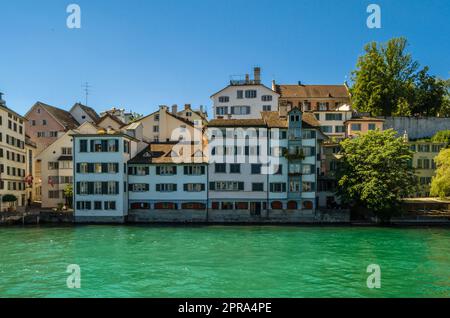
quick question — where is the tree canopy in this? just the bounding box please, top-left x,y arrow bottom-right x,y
431,130 -> 450,145
430,148 -> 450,199
336,129 -> 416,220
350,37 -> 449,117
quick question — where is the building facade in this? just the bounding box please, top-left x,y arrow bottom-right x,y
0,97 -> 27,211
73,131 -> 139,222
211,67 -> 279,120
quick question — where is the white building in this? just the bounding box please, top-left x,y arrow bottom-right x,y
73,129 -> 139,223
211,67 -> 279,120
69,103 -> 100,124
128,142 -> 208,211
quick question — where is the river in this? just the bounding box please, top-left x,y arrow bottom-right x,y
0,225 -> 448,297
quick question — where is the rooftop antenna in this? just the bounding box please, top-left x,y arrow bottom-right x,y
82,82 -> 91,106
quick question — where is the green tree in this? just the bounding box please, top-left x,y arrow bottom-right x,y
2,194 -> 18,212
431,130 -> 450,145
336,129 -> 416,221
430,148 -> 450,199
63,184 -> 73,208
350,37 -> 446,116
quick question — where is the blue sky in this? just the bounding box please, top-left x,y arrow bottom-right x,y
1,0 -> 449,117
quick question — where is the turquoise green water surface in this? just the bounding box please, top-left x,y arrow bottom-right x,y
0,225 -> 449,298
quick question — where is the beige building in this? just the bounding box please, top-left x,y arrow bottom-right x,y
0,94 -> 27,211
409,140 -> 446,197
25,135 -> 37,204
344,117 -> 385,138
36,122 -> 98,208
123,105 -> 200,143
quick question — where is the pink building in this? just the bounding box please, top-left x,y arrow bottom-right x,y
344,117 -> 385,138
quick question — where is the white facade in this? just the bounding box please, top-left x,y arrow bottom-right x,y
313,105 -> 352,141
73,133 -> 138,222
211,68 -> 279,120
69,103 -> 99,124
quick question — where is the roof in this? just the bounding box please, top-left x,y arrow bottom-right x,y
30,102 -> 79,129
96,113 -> 126,127
345,117 -> 385,123
208,118 -> 266,127
275,84 -> 350,99
129,142 -> 207,164
209,111 -> 321,130
71,103 -> 100,122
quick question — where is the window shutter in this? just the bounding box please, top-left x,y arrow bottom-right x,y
145,184 -> 149,191
201,183 -> 205,191
128,166 -> 133,175
76,163 -> 80,173
156,166 -> 160,175
238,182 -> 244,191
115,163 -> 119,173
184,166 -> 188,175
201,166 -> 205,174
102,182 -> 107,194
156,184 -> 161,192
102,163 -> 108,173
115,140 -> 119,152
183,184 -> 188,191
145,167 -> 149,175
88,182 -> 94,194
209,182 -> 215,190
282,183 -> 287,192
173,166 -> 177,174
116,182 -> 119,194
173,184 -> 177,191
76,182 -> 80,195
129,184 -> 133,191
90,140 -> 94,152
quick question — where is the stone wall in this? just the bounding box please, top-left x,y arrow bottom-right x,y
383,117 -> 450,139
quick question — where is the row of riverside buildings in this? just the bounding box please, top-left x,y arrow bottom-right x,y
0,67 -> 448,222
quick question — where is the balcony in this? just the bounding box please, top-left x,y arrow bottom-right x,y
283,148 -> 305,161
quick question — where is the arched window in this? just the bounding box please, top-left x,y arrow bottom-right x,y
287,201 -> 298,210
302,200 -> 314,210
271,201 -> 283,209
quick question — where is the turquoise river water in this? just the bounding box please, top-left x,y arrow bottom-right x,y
0,225 -> 449,298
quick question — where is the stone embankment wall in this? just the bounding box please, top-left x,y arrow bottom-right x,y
383,117 -> 450,139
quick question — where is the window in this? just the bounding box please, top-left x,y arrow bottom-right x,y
107,181 -> 118,194
124,141 -> 130,154
251,164 -> 262,174
245,90 -> 257,98
237,90 -> 243,99
156,165 -> 176,175
48,162 -> 59,170
80,140 -> 88,152
418,144 -> 430,152
302,182 -> 316,192
156,184 -> 177,192
302,130 -> 316,139
48,190 -> 60,199
230,164 -> 241,173
289,163 -> 301,175
216,106 -> 228,115
210,181 -> 244,191
274,164 -> 283,175
218,96 -> 229,103
432,144 -> 442,153
60,161 -> 72,169
61,147 -> 72,155
42,120 -> 47,125
215,163 -> 226,173
252,183 -> 264,192
31,120 -> 36,126
317,102 -> 329,111
131,184 -> 149,192
325,113 -> 343,121
231,106 -> 250,115
270,183 -> 286,193
261,95 -> 272,102
183,183 -> 205,192
155,114 -> 160,121
76,201 -> 92,210
335,126 -> 345,133
129,166 -> 149,176
368,123 -> 376,130
153,126 -> 159,133
262,105 -> 271,111
351,124 -> 362,131
302,164 -> 314,174
104,201 -> 116,210
184,165 -> 205,175
94,201 -> 102,210
321,126 -> 333,133
289,180 -> 301,192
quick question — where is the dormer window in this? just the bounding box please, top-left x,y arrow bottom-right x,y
218,96 -> 229,103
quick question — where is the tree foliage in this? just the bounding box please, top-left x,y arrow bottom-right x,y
336,129 -> 416,220
350,37 -> 448,117
2,194 -> 17,203
430,148 -> 450,199
431,130 -> 450,145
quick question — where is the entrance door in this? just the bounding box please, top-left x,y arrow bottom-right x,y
250,202 -> 261,216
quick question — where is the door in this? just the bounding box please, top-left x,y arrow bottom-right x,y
250,202 -> 261,216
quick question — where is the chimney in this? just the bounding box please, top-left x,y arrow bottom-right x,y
199,105 -> 204,113
184,104 -> 191,110
172,104 -> 178,114
0,92 -> 5,106
159,105 -> 168,112
271,80 -> 276,91
245,74 -> 250,83
254,67 -> 261,83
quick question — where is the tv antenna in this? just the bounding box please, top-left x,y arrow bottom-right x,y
82,82 -> 91,105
